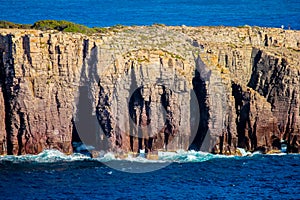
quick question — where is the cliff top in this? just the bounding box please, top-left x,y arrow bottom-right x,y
1,20 -> 299,68
1,20 -> 300,40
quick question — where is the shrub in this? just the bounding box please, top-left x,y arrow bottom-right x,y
32,20 -> 97,34
0,20 -> 127,35
0,20 -> 31,29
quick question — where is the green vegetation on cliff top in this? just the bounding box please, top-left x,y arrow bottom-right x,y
32,20 -> 96,34
0,21 -> 32,29
0,20 -> 127,34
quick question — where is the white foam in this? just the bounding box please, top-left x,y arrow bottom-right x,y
0,149 -> 90,163
94,150 -> 237,163
265,153 -> 287,156
237,148 -> 252,156
3,148 -> 290,164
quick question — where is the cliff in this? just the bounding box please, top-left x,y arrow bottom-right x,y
0,25 -> 299,155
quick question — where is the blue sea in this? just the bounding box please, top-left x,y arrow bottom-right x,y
1,0 -> 300,199
0,0 -> 299,29
0,150 -> 300,199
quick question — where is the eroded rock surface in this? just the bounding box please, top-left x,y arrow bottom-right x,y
0,26 -> 299,155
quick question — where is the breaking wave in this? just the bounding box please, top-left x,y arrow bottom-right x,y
0,150 -> 90,164
0,149 -> 261,165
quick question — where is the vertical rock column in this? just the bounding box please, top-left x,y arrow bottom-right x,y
0,87 -> 6,154
0,31 -> 86,155
0,43 -> 7,154
0,34 -> 17,155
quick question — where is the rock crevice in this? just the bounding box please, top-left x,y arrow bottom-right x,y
0,26 -> 299,155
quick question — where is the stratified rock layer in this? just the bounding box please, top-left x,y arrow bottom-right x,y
0,26 -> 299,155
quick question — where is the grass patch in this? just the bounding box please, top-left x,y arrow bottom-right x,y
0,20 -> 31,29
32,20 -> 96,34
0,20 -> 127,35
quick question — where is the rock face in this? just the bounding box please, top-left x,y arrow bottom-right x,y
0,26 -> 299,155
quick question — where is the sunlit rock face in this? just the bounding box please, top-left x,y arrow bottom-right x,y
0,25 -> 299,155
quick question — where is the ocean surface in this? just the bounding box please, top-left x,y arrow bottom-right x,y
0,0 -> 299,29
1,1 -> 300,199
0,150 -> 300,199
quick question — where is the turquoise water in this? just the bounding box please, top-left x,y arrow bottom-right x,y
0,0 -> 300,29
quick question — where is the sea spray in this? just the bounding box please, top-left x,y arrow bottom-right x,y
0,149 -> 240,164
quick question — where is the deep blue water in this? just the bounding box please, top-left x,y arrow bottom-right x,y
0,151 -> 299,199
0,0 -> 300,29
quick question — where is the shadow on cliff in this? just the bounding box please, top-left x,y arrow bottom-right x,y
231,83 -> 258,150
72,39 -> 109,152
0,35 -> 15,155
189,55 -> 211,151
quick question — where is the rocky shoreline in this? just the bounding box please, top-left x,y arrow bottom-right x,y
0,24 -> 299,155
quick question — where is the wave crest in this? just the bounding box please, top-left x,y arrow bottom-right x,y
0,149 -> 262,164
0,149 -> 90,163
